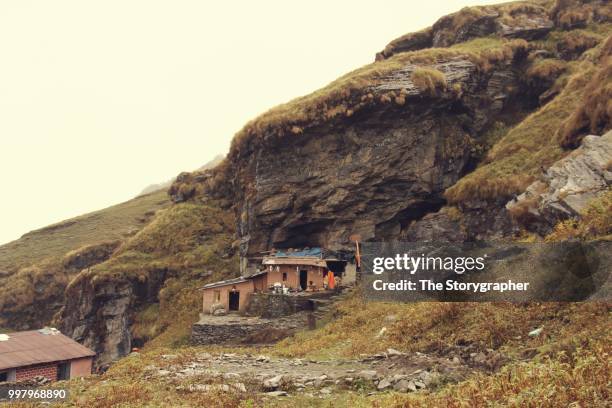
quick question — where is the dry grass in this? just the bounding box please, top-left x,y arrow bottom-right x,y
0,190 -> 169,274
376,330 -> 610,407
445,56 -> 596,204
556,28 -> 604,58
410,67 -> 447,95
57,353 -> 257,408
558,36 -> 612,148
526,58 -> 567,82
0,258 -> 66,329
57,292 -> 610,407
551,0 -> 612,30
546,189 -> 612,240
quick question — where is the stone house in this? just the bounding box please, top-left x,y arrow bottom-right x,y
0,328 -> 95,383
200,248 -> 354,315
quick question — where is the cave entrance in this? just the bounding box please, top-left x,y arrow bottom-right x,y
229,291 -> 240,311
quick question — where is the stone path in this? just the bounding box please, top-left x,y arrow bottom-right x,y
142,345 -> 506,398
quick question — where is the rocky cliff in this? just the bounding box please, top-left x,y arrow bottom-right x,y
55,201 -> 238,367
172,0 -> 610,258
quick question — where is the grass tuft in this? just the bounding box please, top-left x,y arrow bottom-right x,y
410,67 -> 447,95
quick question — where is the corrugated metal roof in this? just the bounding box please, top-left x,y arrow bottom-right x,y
0,329 -> 95,371
199,270 -> 268,291
200,276 -> 248,290
262,257 -> 328,267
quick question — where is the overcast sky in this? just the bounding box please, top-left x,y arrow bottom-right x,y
0,0 -> 506,245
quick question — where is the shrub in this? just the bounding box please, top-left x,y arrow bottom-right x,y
410,67 -> 447,96
546,190 -> 612,240
527,58 -> 567,83
557,30 -> 603,59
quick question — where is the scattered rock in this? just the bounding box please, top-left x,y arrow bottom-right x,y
387,348 -> 404,356
358,370 -> 378,381
391,374 -> 408,383
394,379 -> 417,393
377,378 -> 393,390
529,327 -> 544,337
263,374 -> 284,390
507,131 -> 612,232
384,314 -> 398,322
223,372 -> 240,380
232,383 -> 247,393
188,384 -> 230,392
265,391 -> 288,397
473,352 -> 487,364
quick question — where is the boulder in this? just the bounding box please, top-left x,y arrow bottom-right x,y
263,374 -> 284,390
394,379 -> 417,392
377,378 -> 393,390
507,131 -> 612,232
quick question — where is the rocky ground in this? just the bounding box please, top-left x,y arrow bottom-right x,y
137,345 -> 506,400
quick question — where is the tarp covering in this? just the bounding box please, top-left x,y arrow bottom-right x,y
273,248 -> 323,258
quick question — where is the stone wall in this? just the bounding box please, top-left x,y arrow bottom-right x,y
245,293 -> 314,318
191,313 -> 310,345
191,319 -> 272,345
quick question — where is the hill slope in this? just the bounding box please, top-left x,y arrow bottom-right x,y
0,0 -> 610,405
0,190 -> 169,275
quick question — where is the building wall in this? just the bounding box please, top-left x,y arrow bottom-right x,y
15,363 -> 57,382
265,265 -> 327,290
252,274 -> 268,292
202,280 -> 255,314
343,262 -> 357,284
70,357 -> 93,378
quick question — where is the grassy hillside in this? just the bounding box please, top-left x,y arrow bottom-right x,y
0,190 -> 170,275
0,190 -> 170,330
446,33 -> 611,203
64,199 -> 239,348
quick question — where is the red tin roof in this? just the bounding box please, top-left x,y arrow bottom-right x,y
0,329 -> 95,371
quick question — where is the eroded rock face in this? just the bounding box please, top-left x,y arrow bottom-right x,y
57,269 -> 167,367
62,241 -> 121,272
224,58 -> 530,257
507,130 -> 612,232
377,4 -> 553,60
58,278 -> 132,366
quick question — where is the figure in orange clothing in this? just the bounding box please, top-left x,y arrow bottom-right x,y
328,271 -> 335,290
